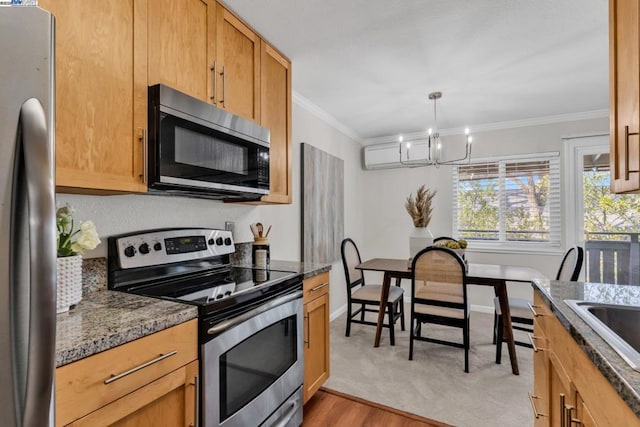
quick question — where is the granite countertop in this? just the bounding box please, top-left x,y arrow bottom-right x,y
532,279 -> 640,417
56,257 -> 329,368
233,259 -> 332,279
56,291 -> 198,368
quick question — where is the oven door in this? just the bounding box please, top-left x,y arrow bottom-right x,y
202,291 -> 304,427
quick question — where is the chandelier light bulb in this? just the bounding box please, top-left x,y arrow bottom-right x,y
399,135 -> 403,142
428,128 -> 433,136
468,136 -> 473,144
437,142 -> 442,151
406,142 -> 411,149
464,128 -> 470,135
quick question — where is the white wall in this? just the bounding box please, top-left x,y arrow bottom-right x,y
56,101 -> 365,318
361,117 -> 609,310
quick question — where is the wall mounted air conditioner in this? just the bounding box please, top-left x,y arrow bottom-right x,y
362,139 -> 430,170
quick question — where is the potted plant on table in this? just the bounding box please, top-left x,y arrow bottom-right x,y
56,204 -> 101,313
405,185 -> 437,258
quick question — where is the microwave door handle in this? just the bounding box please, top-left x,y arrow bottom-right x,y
15,98 -> 57,427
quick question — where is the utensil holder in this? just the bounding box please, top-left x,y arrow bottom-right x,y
252,243 -> 270,267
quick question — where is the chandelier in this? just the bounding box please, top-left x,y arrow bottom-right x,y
398,91 -> 473,167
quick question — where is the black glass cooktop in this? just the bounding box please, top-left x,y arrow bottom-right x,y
118,266 -> 300,316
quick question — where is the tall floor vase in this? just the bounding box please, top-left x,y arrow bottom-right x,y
409,227 -> 434,258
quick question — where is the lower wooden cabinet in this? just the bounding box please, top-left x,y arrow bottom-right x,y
56,320 -> 198,427
303,272 -> 330,403
531,292 -> 640,426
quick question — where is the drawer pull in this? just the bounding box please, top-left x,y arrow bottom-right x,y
528,303 -> 542,317
528,392 -> 547,419
104,350 -> 178,384
560,394 -> 567,427
564,404 -> 581,426
528,333 -> 545,352
210,61 -> 217,104
310,282 -> 329,292
624,125 -> 639,180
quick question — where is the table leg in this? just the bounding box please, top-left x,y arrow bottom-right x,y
374,272 -> 392,347
495,281 -> 519,375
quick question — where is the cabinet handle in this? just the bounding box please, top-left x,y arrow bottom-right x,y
528,392 -> 547,419
528,303 -> 542,317
528,333 -> 545,352
564,404 -> 582,426
624,125 -> 639,180
310,282 -> 329,292
219,65 -> 226,107
560,394 -> 567,427
189,375 -> 200,427
104,350 -> 177,384
304,313 -> 310,348
210,61 -> 217,105
138,128 -> 147,184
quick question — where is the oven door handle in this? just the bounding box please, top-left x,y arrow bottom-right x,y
207,290 -> 303,336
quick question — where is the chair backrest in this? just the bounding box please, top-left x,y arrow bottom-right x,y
341,238 -> 364,290
411,247 -> 468,310
556,245 -> 584,281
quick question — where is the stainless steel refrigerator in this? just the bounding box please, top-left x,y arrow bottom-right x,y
0,5 -> 57,427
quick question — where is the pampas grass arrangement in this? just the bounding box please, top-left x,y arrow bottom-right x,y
405,185 -> 436,228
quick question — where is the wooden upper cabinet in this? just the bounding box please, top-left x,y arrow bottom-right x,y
610,0 -> 640,193
259,41 -> 293,204
41,0 -> 147,193
215,3 -> 261,122
148,0 -> 216,103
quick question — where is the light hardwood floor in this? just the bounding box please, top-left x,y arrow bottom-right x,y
303,388 -> 452,427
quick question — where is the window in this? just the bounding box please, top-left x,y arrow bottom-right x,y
453,153 -> 560,245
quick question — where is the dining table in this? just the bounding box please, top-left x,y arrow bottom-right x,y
355,258 -> 546,375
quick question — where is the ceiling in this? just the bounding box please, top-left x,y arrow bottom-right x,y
223,0 -> 609,143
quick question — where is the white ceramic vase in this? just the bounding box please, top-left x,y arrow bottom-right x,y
409,227 -> 434,258
57,254 -> 83,313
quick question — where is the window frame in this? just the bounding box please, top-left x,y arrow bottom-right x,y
452,151 -> 561,253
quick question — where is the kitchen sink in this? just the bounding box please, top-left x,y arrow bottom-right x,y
565,300 -> 640,372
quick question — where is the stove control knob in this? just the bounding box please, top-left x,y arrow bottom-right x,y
224,291 -> 232,297
224,237 -> 232,246
208,238 -> 215,246
139,243 -> 150,255
154,242 -> 162,251
124,245 -> 136,258
216,237 -> 223,246
216,294 -> 224,299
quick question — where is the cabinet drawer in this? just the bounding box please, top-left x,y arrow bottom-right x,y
303,272 -> 330,303
56,319 -> 197,426
532,291 -> 553,334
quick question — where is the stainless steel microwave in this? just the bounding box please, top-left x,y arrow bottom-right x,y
147,84 -> 270,200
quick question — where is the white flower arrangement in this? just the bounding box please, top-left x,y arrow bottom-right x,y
56,204 -> 101,257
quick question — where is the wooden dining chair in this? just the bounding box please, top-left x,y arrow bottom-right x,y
340,238 -> 405,345
409,246 -> 471,373
494,245 -> 584,363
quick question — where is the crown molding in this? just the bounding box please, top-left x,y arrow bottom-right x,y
292,91 -> 363,143
363,109 -> 610,146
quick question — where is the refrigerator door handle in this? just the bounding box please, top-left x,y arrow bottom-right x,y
16,98 -> 57,426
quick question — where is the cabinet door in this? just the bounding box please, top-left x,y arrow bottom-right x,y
548,351 -> 575,427
40,0 -> 147,193
148,0 -> 216,103
215,3 -> 260,121
68,361 -> 198,427
259,41 -> 293,204
610,0 -> 640,193
531,324 -> 549,427
303,292 -> 330,403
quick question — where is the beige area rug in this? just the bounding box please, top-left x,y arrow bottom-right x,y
324,307 -> 534,427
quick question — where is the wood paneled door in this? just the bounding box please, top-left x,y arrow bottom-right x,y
41,0 -> 148,193
215,3 -> 261,122
148,0 -> 217,103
